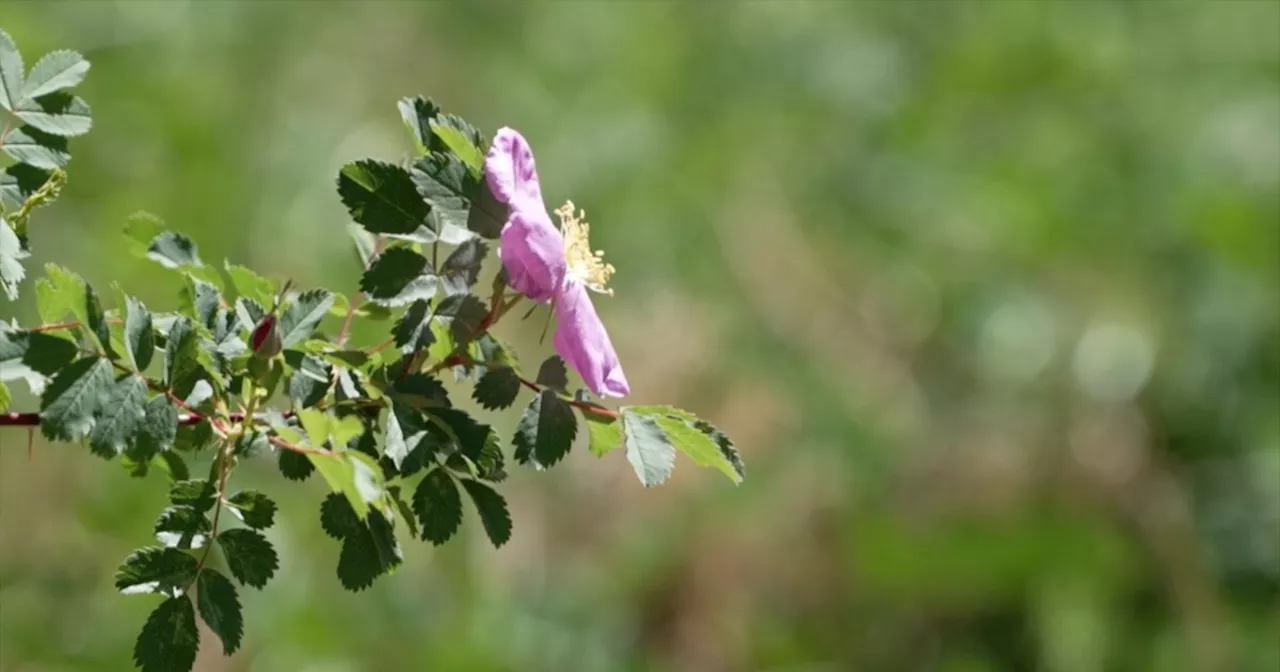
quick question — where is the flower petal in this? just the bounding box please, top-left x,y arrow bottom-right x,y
499,208 -> 565,303
485,127 -> 542,206
553,281 -> 630,398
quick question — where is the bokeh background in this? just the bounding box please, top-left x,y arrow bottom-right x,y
2,2 -> 1278,671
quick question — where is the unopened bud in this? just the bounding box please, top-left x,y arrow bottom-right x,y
250,314 -> 283,359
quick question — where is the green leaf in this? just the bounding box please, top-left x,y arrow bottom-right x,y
0,328 -> 76,378
0,29 -> 23,112
83,283 -> 115,356
389,372 -> 450,410
433,293 -> 488,345
169,479 -> 216,513
467,173 -> 505,239
14,92 -> 92,137
359,247 -> 437,307
692,418 -> 746,482
430,118 -> 485,174
155,451 -> 190,481
392,299 -> 434,355
122,211 -> 166,259
346,222 -> 378,267
411,152 -> 473,234
279,288 -> 334,347
217,528 -> 278,589
3,126 -> 70,169
39,356 -> 113,442
338,159 -> 431,236
652,414 -> 742,485
512,389 -> 578,469
224,262 -> 275,306
163,317 -> 196,387
88,375 -> 147,458
21,50 -> 89,100
114,546 -> 197,597
1,163 -> 51,210
235,297 -> 266,331
397,96 -> 441,155
384,401 -> 431,472
298,408 -> 329,448
278,448 -> 314,481
473,368 -> 521,411
0,217 -> 28,300
536,355 -> 569,392
195,569 -> 242,656
180,277 -> 219,329
227,491 -> 277,530
460,479 -> 512,548
621,409 -> 676,487
320,492 -> 362,539
309,450 -> 385,520
0,381 -> 9,413
153,505 -> 210,550
284,351 -> 330,408
147,231 -> 203,269
125,296 -> 156,371
439,239 -> 486,296
35,263 -> 86,324
584,410 -> 623,457
132,597 -> 199,672
387,485 -> 420,540
413,467 -> 462,544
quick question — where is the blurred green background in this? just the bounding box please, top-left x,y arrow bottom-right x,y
2,1 -> 1278,671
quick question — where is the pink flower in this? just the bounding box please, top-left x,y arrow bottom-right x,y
484,128 -> 630,398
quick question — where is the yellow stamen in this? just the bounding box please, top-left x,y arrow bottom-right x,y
556,200 -> 615,295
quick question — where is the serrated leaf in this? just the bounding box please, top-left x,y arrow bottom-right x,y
35,263 -> 86,324
0,217 -> 28,300
512,389 -> 578,469
467,174 -> 505,239
1,163 -> 51,210
430,119 -> 484,174
180,277 -> 219,329
0,327 -> 76,380
132,597 -> 198,672
3,126 -> 70,169
397,96 -> 440,154
298,408 -> 329,448
384,401 -> 430,471
226,491 -> 276,530
411,152 -> 473,233
439,239 -> 486,296
309,450 -> 384,520
279,288 -> 333,347
278,448 -> 314,481
22,50 -> 89,100
389,372 -> 450,410
338,159 -> 431,236
473,367 -> 521,411
346,221 -> 378,268
536,355 -> 569,392
584,411 -> 623,457
154,505 -> 210,550
88,375 -> 147,458
82,283 -> 115,356
284,351 -> 330,408
217,528 -> 278,589
136,394 -> 179,459
147,231 -> 203,269
621,409 -> 676,487
319,492 -> 360,540
693,418 -> 746,482
235,297 -> 266,332
122,211 -> 165,258
195,569 -> 242,656
14,92 -> 92,137
433,293 -> 488,345
460,479 -> 512,548
0,29 -> 23,112
413,467 -> 462,544
392,298 -> 434,355
163,317 -> 196,388
114,547 -> 197,597
39,356 -> 112,441
224,262 -> 275,306
652,414 -> 743,485
169,479 -> 215,512
360,247 -> 437,307
124,296 -> 156,371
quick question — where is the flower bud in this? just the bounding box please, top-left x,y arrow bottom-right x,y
250,313 -> 283,359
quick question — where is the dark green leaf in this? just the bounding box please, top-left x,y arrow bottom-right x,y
433,293 -> 488,345
114,546 -> 197,597
473,367 -> 521,411
336,510 -> 402,593
217,528 -> 278,589
359,247 -> 437,307
174,421 -> 215,453
1,127 -> 69,169
39,356 -> 113,442
392,299 -> 434,355
467,174 -> 505,239
513,389 -> 578,469
279,288 -> 334,347
14,92 -> 92,137
320,492 -> 361,540
195,569 -> 242,656
132,597 -> 199,672
460,479 -> 512,548
621,409 -> 676,487
411,151 -> 473,233
278,447 -> 314,481
384,401 -> 432,472
181,278 -> 219,329
391,372 -> 450,410
226,491 -> 276,530
1,163 -> 51,210
338,159 -> 431,236
284,351 -> 331,408
0,29 -> 23,112
693,418 -> 746,482
439,239 -> 486,296
84,284 -> 116,358
88,375 -> 147,458
234,297 -> 266,333
413,467 -> 462,544
387,485 -> 420,540
21,49 -> 89,100
147,231 -> 203,269
536,355 -> 569,392
0,330 -> 76,376
163,317 -> 196,388
169,479 -> 216,513
125,296 -> 156,371
365,508 -> 403,572
397,96 -> 440,154
154,505 -> 210,550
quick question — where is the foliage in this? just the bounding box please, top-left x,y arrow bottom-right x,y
0,30 -> 741,672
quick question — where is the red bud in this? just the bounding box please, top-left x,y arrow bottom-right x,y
250,314 -> 283,359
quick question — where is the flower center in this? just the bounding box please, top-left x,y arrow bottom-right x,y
556,200 -> 615,295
